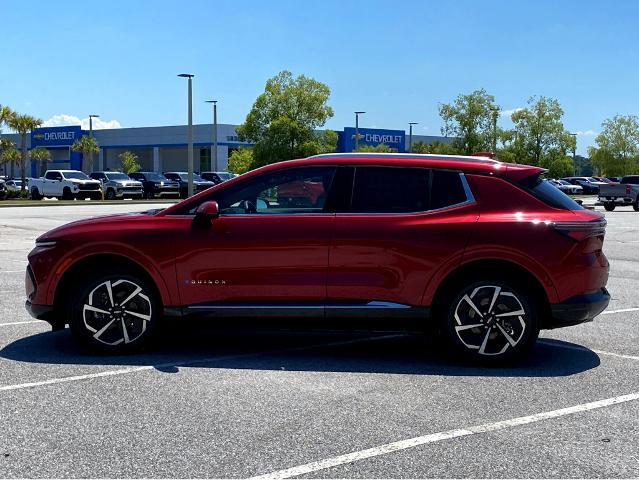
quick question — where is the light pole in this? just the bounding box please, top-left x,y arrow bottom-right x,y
205,100 -> 218,172
408,122 -> 418,152
354,111 -> 365,151
89,114 -> 99,171
178,73 -> 194,196
569,132 -> 578,175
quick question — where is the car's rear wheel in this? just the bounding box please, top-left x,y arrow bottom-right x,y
105,188 -> 116,200
633,200 -> 639,212
604,202 -> 616,211
442,279 -> 539,364
69,271 -> 159,353
62,187 -> 73,200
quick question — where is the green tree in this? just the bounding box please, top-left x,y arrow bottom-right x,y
0,105 -> 13,128
236,70 -> 334,166
227,148 -> 254,174
411,140 -> 461,155
355,143 -> 395,153
118,150 -> 141,174
29,146 -> 50,177
1,145 -> 20,176
507,96 -> 574,168
438,89 -> 500,154
546,155 -> 574,179
588,115 -> 639,176
7,113 -> 42,189
71,134 -> 99,172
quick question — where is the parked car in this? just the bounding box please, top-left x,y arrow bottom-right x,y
25,153 -> 610,364
0,180 -> 6,200
164,172 -> 215,198
200,171 -> 235,184
89,171 -> 144,200
598,175 -> 639,211
606,176 -> 622,183
128,172 -> 180,199
548,179 -> 583,195
4,179 -> 28,191
28,170 -> 102,200
561,177 -> 605,194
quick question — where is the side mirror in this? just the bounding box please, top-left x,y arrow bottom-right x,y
194,201 -> 219,226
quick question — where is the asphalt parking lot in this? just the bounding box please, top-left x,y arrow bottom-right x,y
0,203 -> 638,478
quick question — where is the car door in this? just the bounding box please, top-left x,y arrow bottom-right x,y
172,165 -> 338,310
43,171 -> 62,196
327,166 -> 478,311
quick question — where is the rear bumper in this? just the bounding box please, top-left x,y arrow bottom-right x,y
547,288 -> 610,328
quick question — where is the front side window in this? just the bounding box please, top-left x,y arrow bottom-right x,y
45,171 -> 62,180
173,167 -> 336,215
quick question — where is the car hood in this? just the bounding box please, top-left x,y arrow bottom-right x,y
112,180 -> 143,186
36,211 -> 159,242
68,178 -> 101,184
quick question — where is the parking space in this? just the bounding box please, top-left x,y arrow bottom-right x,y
1,203 -> 638,478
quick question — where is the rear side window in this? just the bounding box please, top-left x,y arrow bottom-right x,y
621,176 -> 639,184
520,176 -> 583,210
431,170 -> 468,210
351,167 -> 430,213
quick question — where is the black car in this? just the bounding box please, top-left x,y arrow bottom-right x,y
0,180 -> 6,200
164,172 -> 215,198
128,172 -> 180,199
200,171 -> 235,184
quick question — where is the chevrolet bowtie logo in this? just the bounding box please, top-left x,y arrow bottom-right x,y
33,134 -> 44,140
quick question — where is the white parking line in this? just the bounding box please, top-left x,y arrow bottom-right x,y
248,392 -> 639,480
0,320 -> 45,327
601,307 -> 639,315
0,334 -> 404,392
538,339 -> 639,361
0,270 -> 26,274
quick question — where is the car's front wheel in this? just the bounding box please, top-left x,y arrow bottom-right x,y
69,271 -> 159,353
604,202 -> 616,211
443,279 -> 539,364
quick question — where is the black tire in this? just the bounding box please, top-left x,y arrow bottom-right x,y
30,187 -> 42,200
68,270 -> 159,353
105,189 -> 116,200
62,187 -> 73,200
633,201 -> 639,212
604,202 -> 616,212
441,278 -> 539,365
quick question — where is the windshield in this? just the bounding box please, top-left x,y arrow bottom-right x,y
63,171 -> 90,180
217,172 -> 233,180
144,173 -> 168,182
106,172 -> 131,180
177,173 -> 204,181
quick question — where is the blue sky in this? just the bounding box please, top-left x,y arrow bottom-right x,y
1,0 -> 638,155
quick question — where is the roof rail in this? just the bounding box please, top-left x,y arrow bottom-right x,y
307,152 -> 499,163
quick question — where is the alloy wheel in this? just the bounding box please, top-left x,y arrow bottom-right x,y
453,285 -> 527,356
82,279 -> 152,346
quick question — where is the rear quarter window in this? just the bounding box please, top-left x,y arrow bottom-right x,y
520,177 -> 584,211
431,170 -> 468,209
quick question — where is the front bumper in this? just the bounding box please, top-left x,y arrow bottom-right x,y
548,288 -> 610,328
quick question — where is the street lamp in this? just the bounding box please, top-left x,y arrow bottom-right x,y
354,111 -> 365,151
569,132 -> 578,175
178,73 -> 195,196
491,108 -> 499,153
408,122 -> 418,153
89,114 -> 99,171
205,100 -> 218,172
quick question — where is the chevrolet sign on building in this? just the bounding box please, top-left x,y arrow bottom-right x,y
31,126 -> 82,147
340,127 -> 406,152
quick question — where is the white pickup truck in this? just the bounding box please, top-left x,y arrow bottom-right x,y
29,170 -> 103,200
598,175 -> 639,211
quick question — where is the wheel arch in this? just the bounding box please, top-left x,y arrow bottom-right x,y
430,258 -> 553,326
53,254 -> 166,320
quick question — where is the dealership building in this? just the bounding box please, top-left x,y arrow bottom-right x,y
3,123 -> 453,177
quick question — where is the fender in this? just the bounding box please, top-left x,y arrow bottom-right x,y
46,241 -> 178,307
421,246 -> 560,306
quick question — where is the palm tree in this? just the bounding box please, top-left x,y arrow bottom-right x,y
1,146 -> 21,177
7,113 -> 42,189
0,105 -> 14,176
29,146 -> 50,177
71,135 -> 99,172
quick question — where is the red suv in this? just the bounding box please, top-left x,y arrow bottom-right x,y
25,154 -> 610,363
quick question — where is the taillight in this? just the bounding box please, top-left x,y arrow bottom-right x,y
626,184 -> 631,195
551,219 -> 607,242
